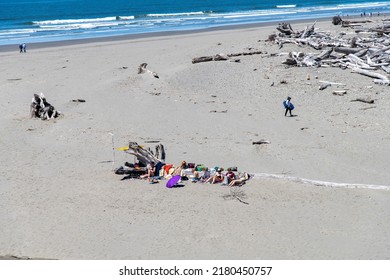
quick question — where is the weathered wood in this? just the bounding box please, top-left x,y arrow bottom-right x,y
333,90 -> 347,96
252,140 -> 271,145
351,67 -> 389,83
334,47 -> 363,55
351,98 -> 375,104
319,83 -> 331,90
192,51 -> 263,64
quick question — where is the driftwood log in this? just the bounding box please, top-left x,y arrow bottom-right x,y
252,140 -> 271,145
351,98 -> 375,104
125,142 -> 165,166
192,50 -> 263,64
138,63 -> 159,78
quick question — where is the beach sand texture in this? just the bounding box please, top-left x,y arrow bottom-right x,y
1,19 -> 390,259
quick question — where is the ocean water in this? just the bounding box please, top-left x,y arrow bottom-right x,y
0,0 -> 389,45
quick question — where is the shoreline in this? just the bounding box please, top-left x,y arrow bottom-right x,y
0,16 -> 337,52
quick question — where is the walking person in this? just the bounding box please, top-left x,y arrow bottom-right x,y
19,43 -> 26,53
283,96 -> 294,117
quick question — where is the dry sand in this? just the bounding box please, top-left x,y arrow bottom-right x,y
1,18 -> 390,259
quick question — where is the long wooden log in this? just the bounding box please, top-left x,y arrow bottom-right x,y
334,47 -> 363,54
351,67 -> 390,83
351,98 -> 374,104
192,51 -> 263,64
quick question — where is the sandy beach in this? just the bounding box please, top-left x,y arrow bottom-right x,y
1,18 -> 390,260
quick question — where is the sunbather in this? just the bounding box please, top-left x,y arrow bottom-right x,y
228,172 -> 250,187
206,168 -> 224,184
140,161 -> 156,182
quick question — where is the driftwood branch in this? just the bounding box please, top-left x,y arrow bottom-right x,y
192,50 -> 263,64
351,98 -> 375,104
252,140 -> 271,145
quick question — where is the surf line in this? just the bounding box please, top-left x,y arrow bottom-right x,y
252,173 -> 390,191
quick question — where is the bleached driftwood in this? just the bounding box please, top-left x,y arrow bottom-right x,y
333,90 -> 347,96
269,20 -> 390,84
138,63 -> 159,78
351,67 -> 389,84
192,51 -> 263,64
125,142 -> 165,166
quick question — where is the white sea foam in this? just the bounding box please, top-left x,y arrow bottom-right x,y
146,11 -> 206,17
33,16 -> 134,25
276,5 -> 297,8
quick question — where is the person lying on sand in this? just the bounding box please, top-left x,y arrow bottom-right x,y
228,172 -> 250,187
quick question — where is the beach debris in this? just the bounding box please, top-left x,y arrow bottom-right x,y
124,141 -> 165,166
351,98 -> 375,104
332,16 -> 343,25
332,90 -> 347,96
30,93 -> 61,120
319,83 -> 332,90
252,139 -> 271,145
270,21 -> 390,85
209,110 -> 228,113
192,50 -> 263,64
359,106 -> 376,110
137,63 -> 159,78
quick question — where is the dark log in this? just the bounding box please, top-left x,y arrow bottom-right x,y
192,51 -> 263,64
351,98 -> 374,104
334,47 -> 363,55
252,140 -> 270,145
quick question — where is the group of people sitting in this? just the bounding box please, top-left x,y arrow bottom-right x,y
139,160 -> 251,187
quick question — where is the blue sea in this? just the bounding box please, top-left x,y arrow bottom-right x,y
1,0 -> 390,45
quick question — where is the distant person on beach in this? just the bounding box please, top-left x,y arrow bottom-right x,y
19,43 -> 26,53
283,96 -> 294,117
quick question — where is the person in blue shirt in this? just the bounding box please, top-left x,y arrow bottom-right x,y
283,96 -> 294,117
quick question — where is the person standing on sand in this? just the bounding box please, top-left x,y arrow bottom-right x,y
19,43 -> 26,53
283,96 -> 294,117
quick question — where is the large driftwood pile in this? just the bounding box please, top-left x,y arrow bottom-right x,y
125,141 -> 165,166
271,21 -> 390,85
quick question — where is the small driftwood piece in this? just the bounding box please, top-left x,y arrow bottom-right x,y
252,140 -> 270,145
319,80 -> 346,86
333,90 -> 347,96
138,63 -> 159,78
351,98 -> 374,104
319,83 -> 331,90
359,106 -> 376,110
